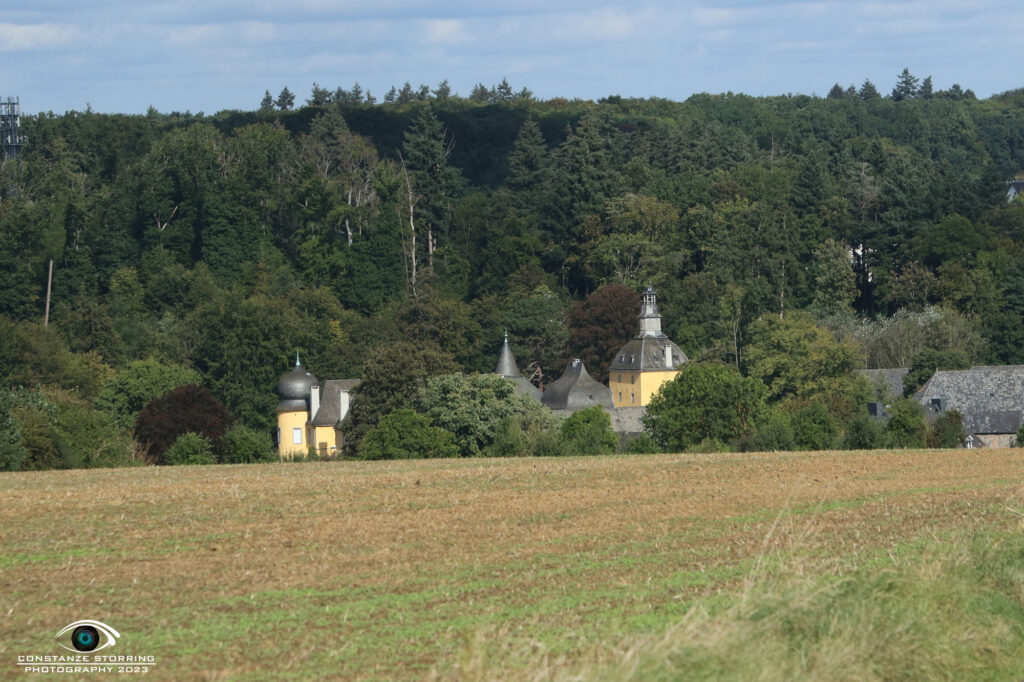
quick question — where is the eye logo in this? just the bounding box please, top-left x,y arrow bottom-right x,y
54,620 -> 121,652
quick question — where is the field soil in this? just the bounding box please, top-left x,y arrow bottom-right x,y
2,449 -> 1023,680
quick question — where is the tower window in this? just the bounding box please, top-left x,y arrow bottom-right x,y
631,374 -> 635,384
618,391 -> 622,402
292,427 -> 303,444
617,373 -> 622,383
631,393 -> 635,403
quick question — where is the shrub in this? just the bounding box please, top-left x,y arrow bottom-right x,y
687,438 -> 732,454
560,406 -> 617,456
884,398 -> 927,448
532,429 -> 568,457
1,387 -> 138,471
164,433 -> 216,465
415,373 -> 545,457
135,384 -> 234,464
839,414 -> 884,450
789,402 -> 838,450
644,363 -> 767,451
359,409 -> 458,460
220,424 -> 276,463
625,432 -> 661,454
927,410 -> 966,448
750,414 -> 796,452
95,358 -> 201,430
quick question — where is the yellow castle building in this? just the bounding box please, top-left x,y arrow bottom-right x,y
275,354 -> 360,458
608,286 -> 687,407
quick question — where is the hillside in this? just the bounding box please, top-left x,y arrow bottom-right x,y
3,82 -> 1024,466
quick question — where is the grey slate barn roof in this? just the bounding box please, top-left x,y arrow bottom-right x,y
311,379 -> 361,426
541,359 -> 614,411
855,368 -> 910,399
917,365 -> 1024,435
494,334 -> 542,400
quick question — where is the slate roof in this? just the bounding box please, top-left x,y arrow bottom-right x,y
1008,180 -> 1024,201
495,337 -> 521,378
277,362 -> 318,412
917,365 -> 1024,435
494,335 -> 542,400
311,379 -> 362,426
609,337 -> 687,371
855,368 -> 910,399
541,359 -> 614,411
609,286 -> 688,372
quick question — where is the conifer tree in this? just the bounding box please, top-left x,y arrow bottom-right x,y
259,90 -> 274,112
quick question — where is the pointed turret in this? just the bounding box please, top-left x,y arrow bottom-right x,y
495,331 -> 521,377
493,332 -> 541,400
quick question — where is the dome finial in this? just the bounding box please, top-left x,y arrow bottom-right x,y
503,329 -> 509,344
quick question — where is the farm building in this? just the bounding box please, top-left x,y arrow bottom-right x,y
916,366 -> 1024,448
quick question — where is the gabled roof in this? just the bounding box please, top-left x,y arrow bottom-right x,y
541,359 -> 613,411
917,365 -> 1024,435
855,368 -> 909,399
311,379 -> 362,426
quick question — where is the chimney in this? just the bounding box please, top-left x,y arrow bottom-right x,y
338,389 -> 351,421
664,344 -> 672,369
310,385 -> 320,418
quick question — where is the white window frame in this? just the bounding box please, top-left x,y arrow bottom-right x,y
292,427 -> 303,444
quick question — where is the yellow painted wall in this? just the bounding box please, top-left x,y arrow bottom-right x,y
310,425 -> 338,457
609,371 -> 639,407
639,370 -> 678,405
277,410 -> 309,459
609,370 -> 678,407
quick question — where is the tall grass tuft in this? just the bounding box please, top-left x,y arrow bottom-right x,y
453,527 -> 1024,681
599,530 -> 1024,682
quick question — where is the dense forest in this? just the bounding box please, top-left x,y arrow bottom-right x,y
3,71 -> 1024,468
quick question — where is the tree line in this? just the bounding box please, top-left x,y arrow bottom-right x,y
2,69 -> 1024,468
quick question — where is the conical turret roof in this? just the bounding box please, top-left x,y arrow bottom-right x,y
494,332 -> 541,400
495,331 -> 521,378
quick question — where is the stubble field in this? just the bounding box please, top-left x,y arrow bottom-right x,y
3,449 -> 1024,680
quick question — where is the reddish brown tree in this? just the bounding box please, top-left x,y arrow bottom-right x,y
567,284 -> 643,383
134,384 -> 234,464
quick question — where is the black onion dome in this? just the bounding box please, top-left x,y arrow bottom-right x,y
277,361 -> 318,411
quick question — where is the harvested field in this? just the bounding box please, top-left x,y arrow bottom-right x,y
2,449 -> 1024,680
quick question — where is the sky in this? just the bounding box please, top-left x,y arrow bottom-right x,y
1,0 -> 1021,115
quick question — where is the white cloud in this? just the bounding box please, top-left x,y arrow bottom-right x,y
0,22 -> 79,51
575,8 -> 635,39
423,18 -> 468,44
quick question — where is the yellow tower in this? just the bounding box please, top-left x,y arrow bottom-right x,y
276,353 -> 318,459
608,286 -> 688,407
